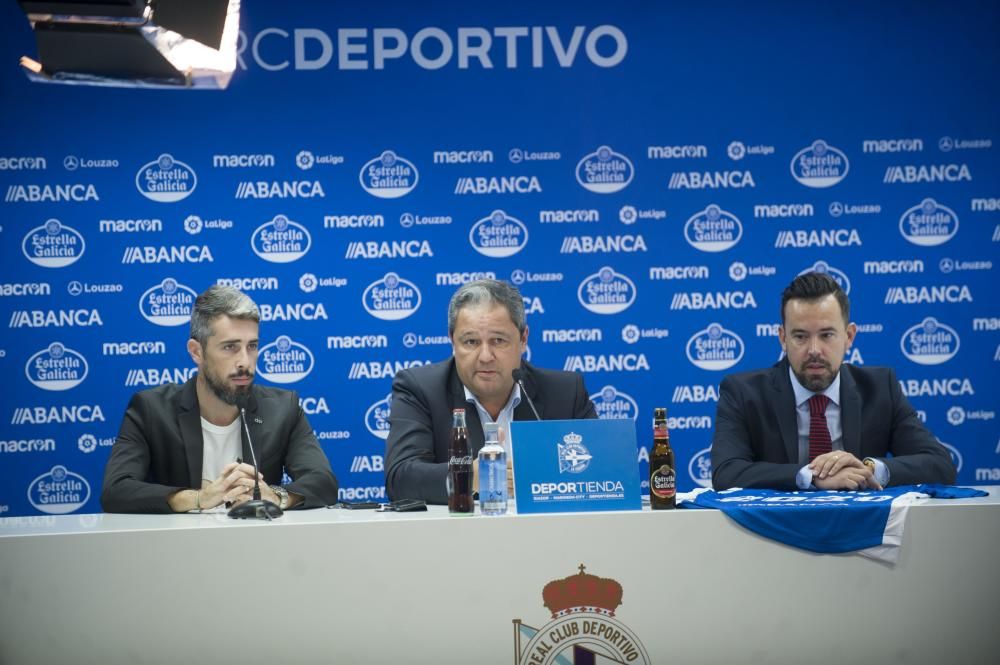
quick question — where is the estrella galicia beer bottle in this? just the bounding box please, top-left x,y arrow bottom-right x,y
649,407 -> 676,509
448,408 -> 474,514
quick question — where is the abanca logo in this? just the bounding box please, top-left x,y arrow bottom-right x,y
790,140 -> 849,188
577,267 -> 636,314
589,385 -> 639,421
575,146 -> 634,193
684,205 -> 742,252
25,342 -> 89,390
139,278 -> 197,326
359,150 -> 418,198
900,317 -> 960,365
469,210 -> 529,258
257,335 -> 314,383
362,272 -> 422,321
22,220 -> 85,268
251,214 -> 312,263
686,323 -> 744,370
135,153 -> 197,202
899,198 -> 959,247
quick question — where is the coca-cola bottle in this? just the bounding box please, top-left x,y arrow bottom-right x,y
447,408 -> 474,514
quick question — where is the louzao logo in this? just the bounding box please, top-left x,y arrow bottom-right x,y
22,220 -> 85,268
28,465 -> 91,514
139,278 -> 197,326
589,385 -> 639,420
513,565 -> 650,665
790,140 -> 849,188
688,447 -> 713,488
25,342 -> 88,390
135,153 -> 197,202
365,394 -> 392,440
686,323 -> 744,371
257,335 -> 314,384
359,150 -> 418,198
251,214 -> 311,263
799,260 -> 851,294
684,205 -> 742,252
468,210 -> 529,258
575,146 -> 634,193
899,198 -> 959,247
362,272 -> 422,321
577,267 -> 636,314
557,432 -> 592,474
900,317 -> 960,365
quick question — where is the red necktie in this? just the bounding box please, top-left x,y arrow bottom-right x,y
807,394 -> 832,461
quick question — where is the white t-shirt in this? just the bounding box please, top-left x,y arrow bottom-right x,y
201,416 -> 242,485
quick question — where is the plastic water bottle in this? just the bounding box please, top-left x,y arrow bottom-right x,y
479,423 -> 508,516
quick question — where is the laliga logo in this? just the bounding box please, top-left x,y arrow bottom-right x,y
900,317 -> 960,365
257,335 -> 314,384
575,145 -> 634,194
938,439 -> 962,472
557,432 -> 592,474
790,140 -> 849,188
139,278 -> 197,326
684,205 -> 742,252
359,150 -> 418,198
25,342 -> 88,391
799,260 -> 851,294
22,219 -> 86,268
365,393 -> 392,440
362,272 -> 422,321
135,153 -> 197,202
688,447 -> 713,488
686,323 -> 744,371
577,267 -> 636,315
589,385 -> 639,421
28,465 -> 91,514
469,210 -> 529,258
899,198 -> 959,247
251,214 -> 311,263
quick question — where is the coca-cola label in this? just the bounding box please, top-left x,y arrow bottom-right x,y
650,465 -> 676,498
449,455 -> 473,467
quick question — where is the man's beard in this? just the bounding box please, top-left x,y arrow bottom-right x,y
791,357 -> 835,392
203,366 -> 253,406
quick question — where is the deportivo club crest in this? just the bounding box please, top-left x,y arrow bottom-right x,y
557,432 -> 592,474
513,565 -> 650,664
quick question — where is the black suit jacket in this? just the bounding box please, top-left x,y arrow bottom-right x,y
711,360 -> 955,490
101,378 -> 338,513
384,359 -> 597,503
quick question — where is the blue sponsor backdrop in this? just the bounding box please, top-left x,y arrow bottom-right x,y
0,1 -> 997,516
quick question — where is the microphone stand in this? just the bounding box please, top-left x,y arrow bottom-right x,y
512,368 -> 541,420
228,405 -> 283,520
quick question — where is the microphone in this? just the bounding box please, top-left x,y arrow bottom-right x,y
511,368 -> 541,421
228,397 -> 283,520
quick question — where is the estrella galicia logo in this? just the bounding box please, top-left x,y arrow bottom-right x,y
938,439 -> 962,472
686,323 -> 744,370
28,465 -> 91,514
257,335 -> 314,384
799,260 -> 851,295
359,150 -> 418,199
688,447 -> 713,488
590,385 -> 639,420
900,317 -> 960,365
557,432 -> 592,473
139,278 -> 197,326
25,342 -> 89,391
577,267 -> 636,315
365,393 -> 392,440
362,272 -> 422,321
575,146 -> 634,194
135,153 -> 197,202
790,140 -> 849,188
684,205 -> 742,252
22,219 -> 86,268
469,210 -> 529,258
899,198 -> 959,247
251,214 -> 311,263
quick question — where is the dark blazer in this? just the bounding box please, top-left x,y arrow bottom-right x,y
101,378 -> 338,513
384,359 -> 597,503
711,360 -> 956,490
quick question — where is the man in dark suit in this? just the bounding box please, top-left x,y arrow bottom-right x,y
101,285 -> 338,513
385,279 -> 596,503
712,272 -> 955,491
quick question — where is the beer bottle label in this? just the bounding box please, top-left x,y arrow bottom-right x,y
650,465 -> 676,499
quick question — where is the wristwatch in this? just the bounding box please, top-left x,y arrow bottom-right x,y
270,484 -> 289,510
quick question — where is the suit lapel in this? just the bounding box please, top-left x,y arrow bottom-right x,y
839,366 -> 862,457
771,361 -> 800,464
448,364 -> 485,455
178,378 -> 203,487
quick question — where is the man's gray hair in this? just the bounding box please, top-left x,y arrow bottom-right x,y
448,279 -> 525,336
189,284 -> 260,347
